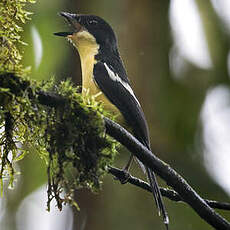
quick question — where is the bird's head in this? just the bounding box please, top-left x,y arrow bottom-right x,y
54,12 -> 118,54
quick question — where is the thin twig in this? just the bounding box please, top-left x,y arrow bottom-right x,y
104,117 -> 230,230
108,166 -> 230,211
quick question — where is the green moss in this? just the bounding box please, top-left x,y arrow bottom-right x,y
0,74 -> 49,193
0,0 -> 35,75
0,74 -> 119,210
45,80 -> 119,210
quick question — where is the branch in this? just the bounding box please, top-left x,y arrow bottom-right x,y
108,166 -> 230,211
37,88 -> 230,229
104,117 -> 230,230
1,75 -> 229,229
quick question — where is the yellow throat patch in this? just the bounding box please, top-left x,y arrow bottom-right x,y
67,30 -> 122,120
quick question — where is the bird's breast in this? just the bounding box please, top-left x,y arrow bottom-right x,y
80,52 -> 123,122
69,31 -> 124,123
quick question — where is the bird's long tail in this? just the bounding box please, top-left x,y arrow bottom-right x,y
130,129 -> 169,228
146,166 -> 169,229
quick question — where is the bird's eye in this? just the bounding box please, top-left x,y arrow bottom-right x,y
88,20 -> 98,25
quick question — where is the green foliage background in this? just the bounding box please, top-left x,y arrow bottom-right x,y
0,1 -> 230,230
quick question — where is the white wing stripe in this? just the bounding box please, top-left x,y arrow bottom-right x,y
103,63 -> 141,107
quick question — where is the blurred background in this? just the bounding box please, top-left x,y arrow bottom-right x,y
1,0 -> 230,229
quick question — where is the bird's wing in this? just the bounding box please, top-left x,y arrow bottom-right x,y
94,61 -> 169,227
93,61 -> 150,147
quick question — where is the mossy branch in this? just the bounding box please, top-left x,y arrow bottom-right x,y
0,73 -> 229,230
0,73 -> 119,210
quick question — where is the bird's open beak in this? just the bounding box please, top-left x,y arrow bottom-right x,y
54,12 -> 83,37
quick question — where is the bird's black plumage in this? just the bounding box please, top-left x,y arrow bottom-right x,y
94,47 -> 169,227
76,14 -> 118,55
54,12 -> 169,227
93,60 -> 150,148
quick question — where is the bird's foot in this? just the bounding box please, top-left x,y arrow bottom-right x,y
113,168 -> 131,184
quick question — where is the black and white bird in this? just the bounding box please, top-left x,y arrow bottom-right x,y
54,12 -> 169,227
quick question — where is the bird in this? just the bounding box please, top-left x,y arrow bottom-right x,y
54,12 -> 169,228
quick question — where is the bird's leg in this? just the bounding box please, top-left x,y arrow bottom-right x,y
123,154 -> 134,172
118,155 -> 134,184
